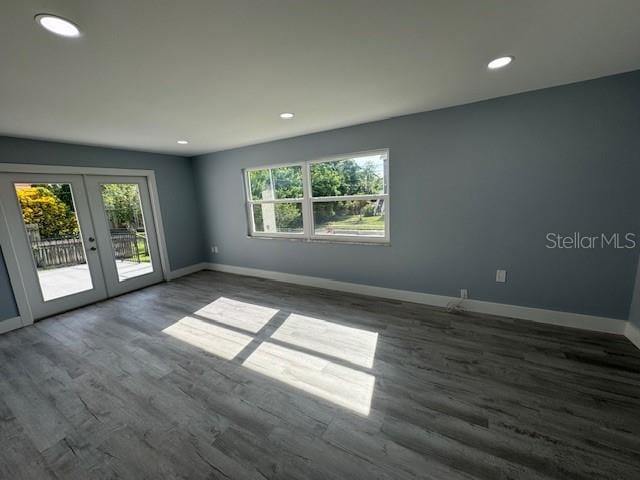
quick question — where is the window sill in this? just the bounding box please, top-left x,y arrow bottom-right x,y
246,235 -> 391,247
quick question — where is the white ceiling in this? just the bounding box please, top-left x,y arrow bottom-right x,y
1,0 -> 640,156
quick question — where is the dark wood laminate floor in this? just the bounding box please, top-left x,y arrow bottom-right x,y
1,271 -> 640,479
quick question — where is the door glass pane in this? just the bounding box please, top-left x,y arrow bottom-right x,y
100,183 -> 153,282
14,183 -> 93,301
313,199 -> 385,237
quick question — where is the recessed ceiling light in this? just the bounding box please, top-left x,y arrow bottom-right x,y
279,112 -> 295,119
177,140 -> 189,145
35,14 -> 81,38
487,56 -> 514,70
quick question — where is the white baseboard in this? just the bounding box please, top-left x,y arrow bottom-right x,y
1,263 -> 630,340
205,263 -> 626,335
0,316 -> 24,335
625,322 -> 640,350
167,262 -> 209,280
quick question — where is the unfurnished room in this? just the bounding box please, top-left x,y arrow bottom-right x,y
1,1 -> 640,479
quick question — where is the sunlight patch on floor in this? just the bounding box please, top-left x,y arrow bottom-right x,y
162,316 -> 253,359
193,297 -> 278,333
271,313 -> 378,368
242,341 -> 375,416
162,299 -> 378,416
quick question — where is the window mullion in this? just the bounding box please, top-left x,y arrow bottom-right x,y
245,173 -> 254,235
310,194 -> 387,203
301,161 -> 312,238
250,198 -> 304,204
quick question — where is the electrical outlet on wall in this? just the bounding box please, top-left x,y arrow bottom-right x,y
460,289 -> 468,299
211,246 -> 219,254
496,269 -> 507,283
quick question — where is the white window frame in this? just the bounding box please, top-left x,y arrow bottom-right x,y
244,149 -> 390,244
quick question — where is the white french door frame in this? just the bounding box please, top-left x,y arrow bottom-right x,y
85,175 -> 164,296
0,163 -> 171,331
0,172 -> 108,321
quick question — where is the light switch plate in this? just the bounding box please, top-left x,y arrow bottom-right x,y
496,269 -> 507,283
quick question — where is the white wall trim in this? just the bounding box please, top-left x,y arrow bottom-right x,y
146,171 -> 171,280
0,316 -> 25,335
0,163 -> 156,177
206,263 -> 626,335
625,322 -> 640,351
168,262 -> 209,280
0,197 -> 34,327
1,259 -> 630,339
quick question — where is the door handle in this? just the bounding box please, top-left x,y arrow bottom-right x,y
90,246 -> 97,251
88,237 -> 95,242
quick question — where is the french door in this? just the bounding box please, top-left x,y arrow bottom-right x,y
84,176 -> 163,296
0,172 -> 164,320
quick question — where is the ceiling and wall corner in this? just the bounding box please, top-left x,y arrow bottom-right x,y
1,0 -> 640,155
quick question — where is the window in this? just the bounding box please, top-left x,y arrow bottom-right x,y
245,150 -> 389,243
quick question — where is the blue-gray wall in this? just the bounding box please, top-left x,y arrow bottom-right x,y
0,137 -> 206,321
193,70 -> 640,322
3,71 -> 639,325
